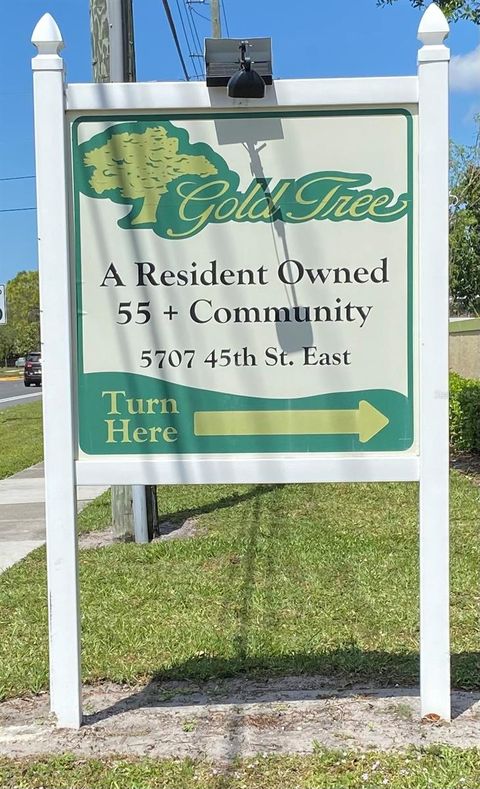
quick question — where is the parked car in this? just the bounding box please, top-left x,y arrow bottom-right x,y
24,352 -> 42,387
15,357 -> 26,368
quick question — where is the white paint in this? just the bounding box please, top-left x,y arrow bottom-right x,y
31,13 -> 63,57
32,15 -> 82,729
0,393 -> 41,404
76,456 -> 420,485
418,3 -> 451,722
417,2 -> 449,45
66,76 -> 419,112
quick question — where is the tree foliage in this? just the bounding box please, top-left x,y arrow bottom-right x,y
84,125 -> 218,226
449,121 -> 480,315
0,271 -> 40,363
0,322 -> 16,367
377,0 -> 480,23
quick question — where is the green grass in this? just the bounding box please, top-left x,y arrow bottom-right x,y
0,401 -> 43,479
1,748 -> 480,788
0,472 -> 478,699
0,367 -> 21,376
77,489 -> 112,535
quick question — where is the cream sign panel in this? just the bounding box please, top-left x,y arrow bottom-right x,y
72,109 -> 415,455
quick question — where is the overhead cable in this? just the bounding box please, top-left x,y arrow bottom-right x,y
0,207 -> 37,213
176,0 -> 200,78
0,175 -> 35,182
162,0 -> 190,81
185,0 -> 204,72
221,0 -> 230,37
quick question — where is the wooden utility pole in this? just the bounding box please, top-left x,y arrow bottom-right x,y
89,0 -> 157,542
211,0 -> 222,39
90,0 -> 109,81
90,0 -> 136,81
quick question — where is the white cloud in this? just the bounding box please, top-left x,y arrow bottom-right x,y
450,44 -> 480,92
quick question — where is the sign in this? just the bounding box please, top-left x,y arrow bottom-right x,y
32,3 -> 451,728
72,109 -> 414,457
0,284 -> 6,325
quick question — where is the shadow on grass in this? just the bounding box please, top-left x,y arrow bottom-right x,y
83,649 -> 480,727
156,483 -> 284,527
83,478 -> 479,736
0,414 -> 42,423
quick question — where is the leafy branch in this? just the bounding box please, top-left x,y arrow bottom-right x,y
377,0 -> 480,24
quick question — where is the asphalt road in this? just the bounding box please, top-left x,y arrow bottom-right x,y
0,378 -> 42,411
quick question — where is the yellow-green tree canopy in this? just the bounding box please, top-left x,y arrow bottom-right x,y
84,125 -> 218,225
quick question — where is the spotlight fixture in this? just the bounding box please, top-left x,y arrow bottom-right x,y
204,37 -> 272,97
226,41 -> 265,98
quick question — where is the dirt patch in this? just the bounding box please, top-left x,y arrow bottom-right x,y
153,517 -> 201,542
79,529 -> 116,550
79,457 -> 479,552
451,450 -> 480,486
1,676 -> 479,760
78,518 -> 201,550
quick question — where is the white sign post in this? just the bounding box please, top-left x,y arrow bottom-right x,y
32,3 -> 450,728
32,14 -> 81,729
418,5 -> 451,722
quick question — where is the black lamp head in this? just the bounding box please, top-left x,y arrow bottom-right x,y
227,42 -> 266,98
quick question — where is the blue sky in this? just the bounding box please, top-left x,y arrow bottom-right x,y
1,0 -> 479,284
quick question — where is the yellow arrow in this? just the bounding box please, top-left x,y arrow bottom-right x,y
194,401 -> 389,444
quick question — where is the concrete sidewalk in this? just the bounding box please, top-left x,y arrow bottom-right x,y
0,463 -> 108,573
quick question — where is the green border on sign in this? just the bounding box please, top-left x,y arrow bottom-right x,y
72,109 -> 414,455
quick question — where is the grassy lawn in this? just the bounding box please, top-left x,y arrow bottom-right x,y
0,472 -> 478,699
76,489 -> 112,536
0,401 -> 43,480
1,748 -> 480,788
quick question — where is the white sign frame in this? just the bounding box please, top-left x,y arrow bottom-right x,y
32,4 -> 450,728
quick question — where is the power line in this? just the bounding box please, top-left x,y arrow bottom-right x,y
221,0 -> 230,37
183,0 -> 202,51
0,207 -> 36,213
0,175 -> 35,182
176,0 -> 200,79
162,0 -> 190,81
191,5 -> 210,22
186,2 -> 203,51
184,0 -> 204,77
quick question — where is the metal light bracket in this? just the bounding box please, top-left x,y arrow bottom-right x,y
205,37 -> 273,87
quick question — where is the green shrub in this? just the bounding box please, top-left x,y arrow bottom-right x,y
450,371 -> 480,452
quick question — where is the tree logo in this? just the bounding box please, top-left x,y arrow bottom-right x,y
77,119 -> 409,240
78,121 -> 228,232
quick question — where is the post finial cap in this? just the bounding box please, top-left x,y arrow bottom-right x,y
418,3 -> 449,46
32,13 -> 64,55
